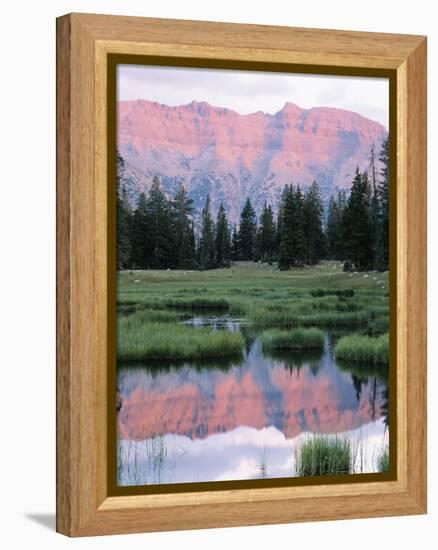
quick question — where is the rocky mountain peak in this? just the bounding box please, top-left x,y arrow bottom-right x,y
117,99 -> 387,223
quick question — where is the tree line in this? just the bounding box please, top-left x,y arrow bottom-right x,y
117,137 -> 389,272
326,138 -> 389,271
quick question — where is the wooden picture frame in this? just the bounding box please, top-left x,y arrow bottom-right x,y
56,13 -> 427,537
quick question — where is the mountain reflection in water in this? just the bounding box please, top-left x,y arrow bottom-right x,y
116,317 -> 388,485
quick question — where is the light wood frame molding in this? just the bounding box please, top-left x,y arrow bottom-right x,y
56,12 -> 427,537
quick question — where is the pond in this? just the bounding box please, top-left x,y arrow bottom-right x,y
116,314 -> 389,486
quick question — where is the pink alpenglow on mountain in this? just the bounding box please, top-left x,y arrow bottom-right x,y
117,99 -> 388,222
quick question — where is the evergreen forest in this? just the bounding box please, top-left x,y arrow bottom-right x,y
116,138 -> 389,273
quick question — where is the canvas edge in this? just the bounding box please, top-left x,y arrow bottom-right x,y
55,13 -> 427,537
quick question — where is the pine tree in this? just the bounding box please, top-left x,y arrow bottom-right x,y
276,186 -> 288,256
367,146 -> 380,269
188,222 -> 197,266
231,225 -> 239,261
215,204 -> 231,267
278,185 -> 295,269
304,181 -> 325,264
326,191 -> 347,260
326,196 -> 339,259
343,168 -> 374,271
178,231 -> 195,270
326,190 -> 347,260
116,152 -> 132,270
197,195 -> 216,269
145,176 -> 173,269
129,192 -> 148,269
293,185 -> 307,264
237,198 -> 257,260
172,184 -> 196,269
257,202 -> 277,262
376,137 -> 389,271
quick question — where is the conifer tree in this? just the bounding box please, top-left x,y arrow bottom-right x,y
145,176 -> 173,269
172,184 -> 196,269
326,190 -> 347,260
304,181 -> 325,264
237,198 -> 257,260
257,202 -> 277,262
231,225 -> 239,261
376,137 -> 389,271
116,152 -> 132,269
129,192 -> 148,269
276,186 -> 288,255
293,185 -> 307,264
178,231 -> 195,269
197,195 -> 216,269
278,185 -> 295,269
367,146 -> 380,269
326,196 -> 339,259
215,203 -> 231,267
188,222 -> 197,267
343,168 -> 374,271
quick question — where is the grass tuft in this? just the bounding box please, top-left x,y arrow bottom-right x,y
295,435 -> 351,476
117,320 -> 244,361
123,309 -> 181,323
310,288 -> 355,298
377,445 -> 390,473
335,333 -> 389,364
261,328 -> 324,351
163,297 -> 230,309
248,307 -> 371,328
367,316 -> 389,336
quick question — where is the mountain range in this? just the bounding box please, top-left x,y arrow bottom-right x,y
117,99 -> 387,223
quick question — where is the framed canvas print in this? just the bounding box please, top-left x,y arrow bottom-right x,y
56,13 -> 427,536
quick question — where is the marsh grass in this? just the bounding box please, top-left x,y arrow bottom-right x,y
335,333 -> 389,365
117,435 -> 171,486
377,445 -> 390,473
258,447 -> 270,479
117,304 -> 138,316
249,307 -> 371,328
248,306 -> 307,328
261,328 -> 324,350
298,310 -> 371,327
117,320 -> 244,361
118,264 -> 388,318
295,435 -> 351,476
367,316 -> 389,336
310,288 -> 355,298
124,308 -> 182,323
163,296 -> 230,309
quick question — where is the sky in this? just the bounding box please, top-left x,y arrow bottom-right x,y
117,64 -> 389,129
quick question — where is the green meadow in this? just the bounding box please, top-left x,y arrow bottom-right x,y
117,261 -> 389,361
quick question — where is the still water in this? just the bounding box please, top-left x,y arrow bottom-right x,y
116,315 -> 388,486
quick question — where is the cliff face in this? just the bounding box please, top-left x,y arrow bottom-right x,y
117,99 -> 387,222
